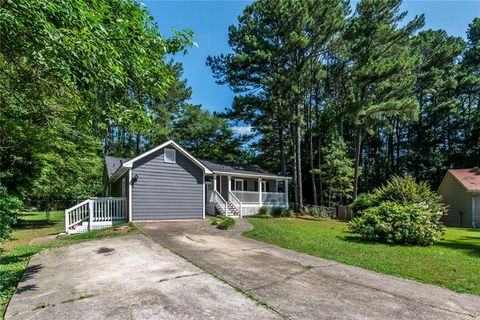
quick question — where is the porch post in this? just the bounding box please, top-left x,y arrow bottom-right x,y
88,200 -> 93,232
258,177 -> 262,206
228,175 -> 231,201
213,174 -> 217,192
284,179 -> 289,208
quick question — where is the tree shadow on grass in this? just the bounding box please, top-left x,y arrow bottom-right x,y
436,237 -> 480,258
0,252 -> 35,266
14,220 -> 60,230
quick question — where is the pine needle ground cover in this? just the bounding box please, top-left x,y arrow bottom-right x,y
244,218 -> 480,295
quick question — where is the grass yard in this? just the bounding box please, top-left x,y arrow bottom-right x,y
244,218 -> 480,296
0,211 -> 140,318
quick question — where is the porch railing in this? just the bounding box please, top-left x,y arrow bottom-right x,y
231,191 -> 287,204
228,191 -> 242,217
262,192 -> 287,204
65,197 -> 127,233
213,190 -> 228,215
231,191 -> 259,203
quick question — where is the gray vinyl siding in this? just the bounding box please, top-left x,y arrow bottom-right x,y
131,147 -> 203,220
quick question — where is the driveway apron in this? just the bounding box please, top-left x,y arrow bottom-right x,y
137,219 -> 480,320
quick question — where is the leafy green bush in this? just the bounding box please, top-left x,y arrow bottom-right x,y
349,176 -> 446,246
0,184 -> 23,245
349,202 -> 444,246
351,193 -> 376,214
302,205 -> 328,217
258,206 -> 271,216
271,207 -> 294,218
217,217 -> 236,230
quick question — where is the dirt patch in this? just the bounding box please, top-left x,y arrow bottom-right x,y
296,215 -> 323,221
29,234 -> 58,245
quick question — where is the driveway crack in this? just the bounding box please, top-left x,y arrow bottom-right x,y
158,272 -> 204,283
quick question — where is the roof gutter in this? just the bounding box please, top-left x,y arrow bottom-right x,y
210,171 -> 292,180
109,166 -> 129,183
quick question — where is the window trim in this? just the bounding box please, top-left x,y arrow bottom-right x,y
234,178 -> 244,191
164,148 -> 176,163
261,181 -> 267,192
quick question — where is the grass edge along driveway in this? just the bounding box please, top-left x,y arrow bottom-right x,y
0,211 -> 140,318
243,218 -> 480,296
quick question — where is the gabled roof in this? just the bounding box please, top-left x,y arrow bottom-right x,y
105,140 -> 291,182
105,156 -> 130,179
200,159 -> 291,179
448,168 -> 480,192
122,140 -> 212,174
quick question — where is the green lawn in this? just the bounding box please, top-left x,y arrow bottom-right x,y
1,211 -> 140,318
244,218 -> 480,296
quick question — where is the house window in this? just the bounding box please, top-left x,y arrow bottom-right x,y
234,179 -> 244,191
164,148 -> 176,163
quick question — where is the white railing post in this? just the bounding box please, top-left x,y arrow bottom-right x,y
88,200 -> 94,231
228,176 -> 231,201
285,179 -> 289,208
65,209 -> 69,234
258,178 -> 262,206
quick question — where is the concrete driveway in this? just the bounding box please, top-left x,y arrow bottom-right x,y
137,219 -> 480,320
5,235 -> 280,320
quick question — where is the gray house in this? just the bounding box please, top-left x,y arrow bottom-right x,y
65,140 -> 290,233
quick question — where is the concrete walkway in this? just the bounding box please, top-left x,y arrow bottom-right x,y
5,235 -> 280,320
137,219 -> 480,320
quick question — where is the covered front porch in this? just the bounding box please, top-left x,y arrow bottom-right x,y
206,173 -> 289,217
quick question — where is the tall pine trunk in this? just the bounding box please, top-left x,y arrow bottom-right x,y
353,128 -> 362,198
290,123 -> 298,211
308,99 -> 317,206
278,114 -> 286,175
295,103 -> 303,210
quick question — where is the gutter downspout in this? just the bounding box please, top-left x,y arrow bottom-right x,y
472,193 -> 477,229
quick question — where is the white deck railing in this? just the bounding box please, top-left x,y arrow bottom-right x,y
65,197 -> 127,234
231,191 -> 259,203
231,191 -> 287,204
213,190 -> 227,214
228,191 -> 242,217
262,192 -> 287,204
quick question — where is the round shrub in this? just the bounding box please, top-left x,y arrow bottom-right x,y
349,176 -> 447,246
349,201 -> 445,246
258,206 -> 271,216
217,217 -> 236,230
351,193 -> 376,215
271,207 -> 294,218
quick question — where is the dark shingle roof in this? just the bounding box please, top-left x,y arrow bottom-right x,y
105,156 -> 130,178
104,155 -> 288,180
199,159 -> 287,178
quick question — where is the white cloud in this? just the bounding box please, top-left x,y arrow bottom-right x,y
231,125 -> 252,136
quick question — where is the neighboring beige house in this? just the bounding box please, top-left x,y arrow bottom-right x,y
437,168 -> 480,228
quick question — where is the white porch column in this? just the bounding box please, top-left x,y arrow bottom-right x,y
213,174 -> 217,192
228,175 -> 231,201
284,179 -> 289,207
258,177 -> 262,205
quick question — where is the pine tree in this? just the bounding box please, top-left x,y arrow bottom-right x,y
314,136 -> 354,206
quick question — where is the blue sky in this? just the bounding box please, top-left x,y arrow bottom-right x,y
146,0 -> 479,117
